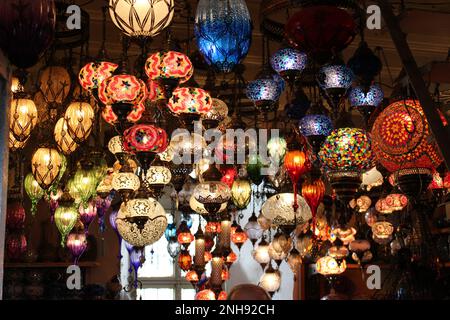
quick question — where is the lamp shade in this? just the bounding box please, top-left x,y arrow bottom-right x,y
246,78 -> 282,111
317,64 -> 354,92
231,179 -> 252,209
189,195 -> 227,215
348,84 -> 384,108
316,256 -> 347,276
202,98 -> 229,124
0,0 -> 56,69
145,51 -> 193,84
259,265 -> 281,295
9,132 -> 29,151
24,173 -> 44,216
116,201 -> 167,247
109,0 -> 174,37
79,61 -> 118,92
10,98 -> 38,142
54,201 -> 79,247
38,66 -> 71,106
64,102 -> 95,143
285,5 -> 356,62
72,167 -> 98,208
54,117 -> 78,155
31,147 -> 62,190
147,165 -> 172,187
267,137 -> 287,166
195,0 -> 251,73
371,99 -> 443,172
98,75 -> 147,106
298,114 -> 333,137
270,48 -> 307,81
122,124 -> 169,153
168,87 -> 212,116
284,150 -> 310,184
261,193 -> 312,226
318,128 -> 374,172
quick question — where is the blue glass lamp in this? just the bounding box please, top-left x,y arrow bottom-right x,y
195,0 -> 252,73
246,78 -> 282,112
298,114 -> 333,154
317,64 -> 354,111
348,84 -> 384,121
270,48 -> 307,83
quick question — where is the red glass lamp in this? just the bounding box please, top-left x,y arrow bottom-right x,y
98,74 -> 147,129
122,124 -> 169,173
102,103 -> 145,125
231,225 -> 248,250
168,87 -> 212,126
79,61 -> 118,100
145,51 -> 193,98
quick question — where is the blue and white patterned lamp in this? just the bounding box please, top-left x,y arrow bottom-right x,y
317,64 -> 354,110
195,0 -> 252,73
348,84 -> 384,121
298,114 -> 333,154
270,48 -> 307,83
246,78 -> 282,112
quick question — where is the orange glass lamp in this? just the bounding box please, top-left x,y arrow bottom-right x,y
231,225 -> 248,250
177,221 -> 194,250
301,178 -> 325,237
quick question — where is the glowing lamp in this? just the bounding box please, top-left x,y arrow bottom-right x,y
270,48 -> 307,83
109,0 -> 174,38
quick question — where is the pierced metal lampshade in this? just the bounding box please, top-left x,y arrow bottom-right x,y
54,117 -> 78,155
64,101 -> 95,144
116,200 -> 168,247
31,147 -> 63,190
10,97 -> 38,142
109,0 -> 174,38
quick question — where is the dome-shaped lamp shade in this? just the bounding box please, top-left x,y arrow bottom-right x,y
64,102 -> 95,144
54,117 -> 78,155
109,0 -> 174,38
194,0 -> 252,73
79,61 -> 118,93
246,79 -> 281,112
116,201 -> 167,247
270,48 -> 307,82
145,51 -> 193,83
231,179 -> 252,210
0,0 -> 56,69
261,193 -> 312,226
54,203 -> 79,247
122,124 -> 169,153
168,87 -> 212,116
348,84 -> 384,120
316,256 -> 347,276
98,75 -> 147,106
298,114 -> 333,137
31,147 -> 62,190
201,98 -> 229,128
9,98 -> 38,142
285,5 -> 356,63
318,128 -> 374,172
371,99 -> 443,173
317,64 -> 354,91
145,50 -> 193,96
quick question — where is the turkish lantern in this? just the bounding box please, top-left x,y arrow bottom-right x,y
302,179 -> 325,235
0,0 -> 56,69
31,147 -> 63,190
285,5 -> 357,63
284,150 -> 310,185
